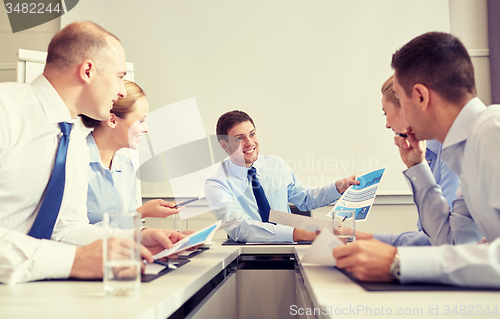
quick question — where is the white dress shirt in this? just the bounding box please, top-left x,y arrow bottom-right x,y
0,76 -> 106,284
404,99 -> 488,246
373,140 -> 459,246
399,98 -> 500,287
205,155 -> 341,242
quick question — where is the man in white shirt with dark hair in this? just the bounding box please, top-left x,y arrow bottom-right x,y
334,31 -> 500,288
205,110 -> 359,243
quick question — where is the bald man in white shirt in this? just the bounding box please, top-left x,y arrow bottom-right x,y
0,21 -> 183,284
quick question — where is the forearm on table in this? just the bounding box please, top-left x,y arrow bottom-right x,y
0,228 -> 76,284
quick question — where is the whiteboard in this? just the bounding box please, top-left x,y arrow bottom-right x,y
62,0 -> 450,196
17,49 -> 135,83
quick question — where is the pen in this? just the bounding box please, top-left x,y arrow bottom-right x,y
174,197 -> 201,208
341,216 -> 347,222
153,259 -> 178,269
395,132 -> 408,138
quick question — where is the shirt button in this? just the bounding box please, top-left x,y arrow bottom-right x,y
412,176 -> 417,181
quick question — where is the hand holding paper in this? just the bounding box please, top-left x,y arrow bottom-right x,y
153,221 -> 222,259
327,168 -> 386,222
301,228 -> 344,266
269,210 -> 332,233
140,228 -> 187,258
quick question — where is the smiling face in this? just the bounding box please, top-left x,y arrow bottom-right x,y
221,120 -> 259,167
115,96 -> 149,150
382,96 -> 407,134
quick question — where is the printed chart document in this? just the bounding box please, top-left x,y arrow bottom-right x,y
154,220 -> 222,259
269,210 -> 332,233
327,168 -> 386,221
301,228 -> 344,266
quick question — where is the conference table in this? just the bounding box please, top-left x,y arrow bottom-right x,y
1,241 -> 499,319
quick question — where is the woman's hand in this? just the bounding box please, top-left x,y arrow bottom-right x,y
137,199 -> 181,218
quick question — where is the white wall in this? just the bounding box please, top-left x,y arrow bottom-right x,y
61,0 -> 451,198
450,0 -> 491,105
0,10 -> 60,82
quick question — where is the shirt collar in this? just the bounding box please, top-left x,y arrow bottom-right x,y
226,156 -> 262,181
443,97 -> 487,149
30,75 -> 73,124
251,157 -> 263,175
87,133 -> 101,164
87,133 -> 122,172
425,139 -> 441,155
226,158 -> 250,182
111,153 -> 122,172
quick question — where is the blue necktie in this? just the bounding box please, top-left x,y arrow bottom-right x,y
248,167 -> 271,222
28,122 -> 72,240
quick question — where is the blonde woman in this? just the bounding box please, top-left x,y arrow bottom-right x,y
82,80 -> 179,225
354,75 -> 459,246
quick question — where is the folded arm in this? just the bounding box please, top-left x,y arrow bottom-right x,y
205,175 -> 294,243
0,227 -> 76,284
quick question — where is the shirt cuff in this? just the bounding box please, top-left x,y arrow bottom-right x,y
324,182 -> 342,203
275,224 -> 294,242
35,239 -> 77,280
404,162 -> 437,191
398,246 -> 441,284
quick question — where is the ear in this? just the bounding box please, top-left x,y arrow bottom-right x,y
107,113 -> 118,128
219,139 -> 229,153
413,84 -> 430,112
78,59 -> 96,84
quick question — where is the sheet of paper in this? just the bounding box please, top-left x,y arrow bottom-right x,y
327,168 -> 386,221
269,210 -> 332,233
301,228 -> 344,266
176,247 -> 213,257
153,220 -> 222,259
144,263 -> 167,275
177,250 -> 197,257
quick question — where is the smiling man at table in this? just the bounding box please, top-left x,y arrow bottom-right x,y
205,110 -> 359,243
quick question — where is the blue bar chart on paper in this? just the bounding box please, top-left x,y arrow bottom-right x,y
327,168 -> 386,221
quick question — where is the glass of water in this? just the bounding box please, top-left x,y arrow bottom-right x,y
332,208 -> 356,243
103,212 -> 141,296
173,212 -> 188,231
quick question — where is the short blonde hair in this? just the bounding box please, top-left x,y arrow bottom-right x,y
381,74 -> 400,107
111,80 -> 146,119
